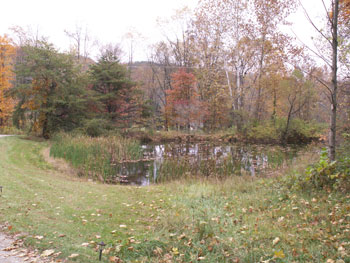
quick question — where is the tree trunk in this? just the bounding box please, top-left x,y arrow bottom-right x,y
255,33 -> 266,121
282,104 -> 293,144
329,0 -> 339,161
272,88 -> 277,125
42,114 -> 50,139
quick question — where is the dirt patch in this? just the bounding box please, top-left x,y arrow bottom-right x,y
41,147 -> 92,183
42,147 -> 77,175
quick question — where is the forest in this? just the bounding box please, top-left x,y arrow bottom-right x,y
0,0 -> 350,262
0,0 -> 348,145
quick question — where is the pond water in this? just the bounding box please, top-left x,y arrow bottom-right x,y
111,143 -> 302,186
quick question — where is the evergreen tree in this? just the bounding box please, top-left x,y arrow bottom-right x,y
89,49 -> 140,127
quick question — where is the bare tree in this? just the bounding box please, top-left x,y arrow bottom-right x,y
299,0 -> 339,160
64,24 -> 96,63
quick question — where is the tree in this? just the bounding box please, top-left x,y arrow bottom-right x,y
330,0 -> 340,161
64,24 -> 96,65
90,47 -> 140,127
12,41 -> 88,138
0,35 -> 15,127
252,0 -> 297,120
280,69 -> 313,142
189,0 -> 232,129
148,42 -> 175,130
165,68 -> 206,129
300,0 -> 339,160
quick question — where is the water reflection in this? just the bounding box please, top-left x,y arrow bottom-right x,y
112,143 -> 300,186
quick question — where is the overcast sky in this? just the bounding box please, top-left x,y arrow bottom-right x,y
0,0 -> 328,62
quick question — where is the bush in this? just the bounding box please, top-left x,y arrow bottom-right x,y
286,148 -> 350,192
285,119 -> 325,144
83,118 -> 111,137
243,118 -> 325,144
0,126 -> 24,135
245,122 -> 279,143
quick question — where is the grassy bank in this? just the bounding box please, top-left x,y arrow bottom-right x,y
50,133 -> 142,182
0,137 -> 349,262
49,133 -> 304,184
124,118 -> 325,145
122,129 -> 238,144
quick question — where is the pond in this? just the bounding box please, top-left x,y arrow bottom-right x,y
111,143 -> 302,186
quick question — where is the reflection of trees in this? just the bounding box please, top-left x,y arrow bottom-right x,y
114,143 -> 300,185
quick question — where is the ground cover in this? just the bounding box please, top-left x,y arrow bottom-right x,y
0,136 -> 349,262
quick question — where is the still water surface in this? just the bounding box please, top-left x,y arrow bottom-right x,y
113,143 -> 301,186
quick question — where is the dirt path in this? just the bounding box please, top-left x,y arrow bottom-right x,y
0,226 -> 48,263
0,135 -> 49,263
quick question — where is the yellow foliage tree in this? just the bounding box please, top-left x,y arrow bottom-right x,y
0,35 -> 15,127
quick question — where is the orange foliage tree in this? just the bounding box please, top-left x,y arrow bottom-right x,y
165,68 -> 206,130
0,35 -> 15,127
340,0 -> 350,22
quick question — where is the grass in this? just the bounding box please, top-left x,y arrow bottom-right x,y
50,133 -> 302,184
0,136 -> 349,262
50,133 -> 143,181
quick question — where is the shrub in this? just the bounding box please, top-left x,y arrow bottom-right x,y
243,118 -> 325,144
0,126 -> 24,135
286,148 -> 350,192
83,118 -> 111,137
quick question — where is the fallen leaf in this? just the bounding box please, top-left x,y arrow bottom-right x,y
68,253 -> 79,258
153,247 -> 163,256
273,237 -> 280,246
41,249 -> 55,257
172,247 -> 179,255
274,250 -> 285,259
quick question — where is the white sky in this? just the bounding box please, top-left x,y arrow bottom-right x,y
0,0 -> 328,62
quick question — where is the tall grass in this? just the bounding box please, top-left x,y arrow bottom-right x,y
50,133 -> 143,181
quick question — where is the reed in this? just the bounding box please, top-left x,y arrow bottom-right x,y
50,133 -> 143,181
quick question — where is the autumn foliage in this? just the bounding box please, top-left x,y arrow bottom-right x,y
165,69 -> 206,129
340,0 -> 350,22
0,35 -> 15,127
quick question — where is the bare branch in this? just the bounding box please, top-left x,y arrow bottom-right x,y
298,0 -> 332,46
321,0 -> 333,25
314,74 -> 334,96
291,29 -> 332,67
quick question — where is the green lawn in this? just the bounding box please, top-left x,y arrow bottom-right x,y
0,136 -> 349,262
